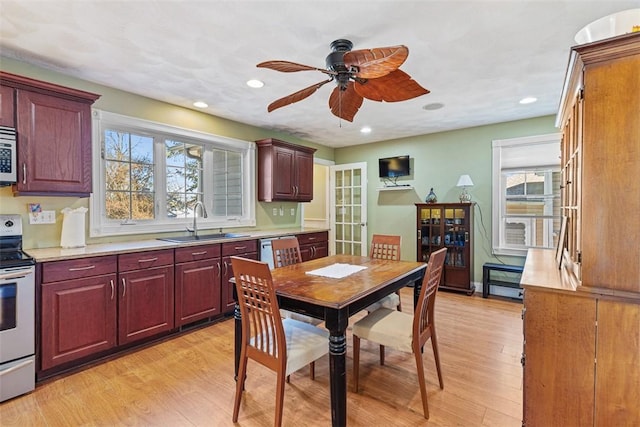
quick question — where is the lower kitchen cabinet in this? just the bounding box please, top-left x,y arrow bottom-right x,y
117,249 -> 174,345
298,231 -> 328,261
174,244 -> 222,327
221,240 -> 258,314
40,255 -> 118,371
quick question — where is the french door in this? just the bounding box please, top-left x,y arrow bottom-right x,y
329,162 -> 367,255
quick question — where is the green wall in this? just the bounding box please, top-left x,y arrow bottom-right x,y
0,57 -> 334,248
334,116 -> 558,284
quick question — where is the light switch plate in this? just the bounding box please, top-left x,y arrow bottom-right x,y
29,210 -> 56,224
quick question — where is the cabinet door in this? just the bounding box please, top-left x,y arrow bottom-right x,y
523,290 -> 595,426
221,240 -> 258,314
175,259 -> 221,326
273,145 -> 296,200
442,206 -> 471,290
0,85 -> 15,127
294,149 -> 314,201
15,90 -> 92,195
41,274 -> 117,370
118,266 -> 174,344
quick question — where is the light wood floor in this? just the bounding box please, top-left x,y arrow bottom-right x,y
1,290 -> 523,426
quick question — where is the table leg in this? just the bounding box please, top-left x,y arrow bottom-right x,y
326,310 -> 348,427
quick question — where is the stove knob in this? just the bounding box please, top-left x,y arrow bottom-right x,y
4,220 -> 13,228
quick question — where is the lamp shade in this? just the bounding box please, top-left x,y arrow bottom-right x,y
456,174 -> 474,187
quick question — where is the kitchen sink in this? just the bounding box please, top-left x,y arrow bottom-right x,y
157,233 -> 249,243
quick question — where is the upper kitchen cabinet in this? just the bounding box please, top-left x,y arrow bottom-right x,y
255,138 -> 316,202
0,72 -> 100,197
0,85 -> 15,127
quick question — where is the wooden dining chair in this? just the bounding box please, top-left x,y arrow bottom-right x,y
352,247 -> 447,419
231,256 -> 329,427
272,237 -> 303,268
366,234 -> 403,312
271,237 -> 324,329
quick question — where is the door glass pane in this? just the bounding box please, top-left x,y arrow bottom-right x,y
353,242 -> 362,256
344,170 -> 352,186
353,169 -> 361,186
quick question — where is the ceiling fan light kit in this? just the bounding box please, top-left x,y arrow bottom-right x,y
257,39 -> 430,122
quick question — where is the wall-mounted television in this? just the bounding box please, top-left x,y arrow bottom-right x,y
379,155 -> 411,178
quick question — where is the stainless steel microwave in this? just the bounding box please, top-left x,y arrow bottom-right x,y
0,126 -> 17,184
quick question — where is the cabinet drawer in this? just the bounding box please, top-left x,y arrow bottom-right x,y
118,249 -> 174,272
297,232 -> 327,246
175,243 -> 221,263
222,239 -> 258,256
42,255 -> 117,283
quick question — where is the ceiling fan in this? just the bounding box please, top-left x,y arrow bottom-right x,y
257,39 -> 430,122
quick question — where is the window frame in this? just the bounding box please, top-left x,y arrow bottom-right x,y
90,110 -> 256,238
492,133 -> 561,256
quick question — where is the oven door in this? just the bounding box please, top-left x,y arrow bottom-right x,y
0,266 -> 35,363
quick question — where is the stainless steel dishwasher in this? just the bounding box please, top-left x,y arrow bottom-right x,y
259,236 -> 294,269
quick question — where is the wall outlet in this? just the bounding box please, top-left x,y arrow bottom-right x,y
272,208 -> 278,216
279,207 -> 284,216
290,208 -> 295,216
29,210 -> 56,224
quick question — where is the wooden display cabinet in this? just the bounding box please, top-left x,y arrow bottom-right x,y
416,203 -> 474,295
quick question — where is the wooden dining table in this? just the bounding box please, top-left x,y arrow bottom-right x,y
233,254 -> 427,427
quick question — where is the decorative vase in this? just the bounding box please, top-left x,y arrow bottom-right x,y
425,188 -> 437,203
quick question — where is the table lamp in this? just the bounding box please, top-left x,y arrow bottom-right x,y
457,174 -> 474,202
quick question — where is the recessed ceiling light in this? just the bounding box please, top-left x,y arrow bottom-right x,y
193,101 -> 208,108
360,126 -> 372,134
247,79 -> 264,88
519,97 -> 537,105
422,102 -> 444,111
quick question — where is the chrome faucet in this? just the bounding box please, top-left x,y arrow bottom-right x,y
187,201 -> 208,237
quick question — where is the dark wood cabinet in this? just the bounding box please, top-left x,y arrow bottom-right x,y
416,203 -> 474,294
256,138 -> 316,202
117,250 -> 174,345
174,244 -> 222,326
298,231 -> 329,262
0,71 -> 100,196
40,256 -> 118,371
0,85 -> 15,127
221,240 -> 258,314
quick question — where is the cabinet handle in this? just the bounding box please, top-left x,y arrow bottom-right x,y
137,257 -> 158,264
22,163 -> 26,184
223,261 -> 228,276
121,278 -> 126,298
68,265 -> 96,272
191,251 -> 207,256
217,262 -> 221,278
308,237 -> 316,241
110,279 -> 114,300
234,246 -> 247,251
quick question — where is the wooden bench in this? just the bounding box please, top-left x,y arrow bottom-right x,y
482,263 -> 524,299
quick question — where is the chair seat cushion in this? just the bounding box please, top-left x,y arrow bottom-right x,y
364,292 -> 400,312
352,308 -> 413,353
282,318 -> 329,375
280,309 -> 324,326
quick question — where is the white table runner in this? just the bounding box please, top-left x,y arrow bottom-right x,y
305,263 -> 367,279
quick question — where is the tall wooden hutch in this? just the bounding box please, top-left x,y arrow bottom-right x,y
520,32 -> 640,426
416,203 -> 474,295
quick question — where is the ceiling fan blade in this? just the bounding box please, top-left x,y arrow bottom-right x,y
328,82 -> 364,122
354,69 -> 429,102
344,45 -> 409,79
257,60 -> 335,75
267,78 -> 333,112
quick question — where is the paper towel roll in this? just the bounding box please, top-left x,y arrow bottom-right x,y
60,207 -> 88,248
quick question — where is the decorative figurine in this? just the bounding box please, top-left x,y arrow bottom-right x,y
425,188 -> 437,203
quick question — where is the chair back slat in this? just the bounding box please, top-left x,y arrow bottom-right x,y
232,257 -> 286,370
370,234 -> 401,261
272,237 -> 303,268
414,248 -> 447,347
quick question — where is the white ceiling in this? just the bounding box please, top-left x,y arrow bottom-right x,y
1,1 -> 638,148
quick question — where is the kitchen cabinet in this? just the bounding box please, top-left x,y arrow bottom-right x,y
416,203 -> 474,294
0,85 -> 15,127
256,138 -> 316,202
175,243 -> 222,326
40,255 -> 118,371
0,71 -> 100,197
298,231 -> 328,262
117,249 -> 174,345
221,239 -> 258,314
